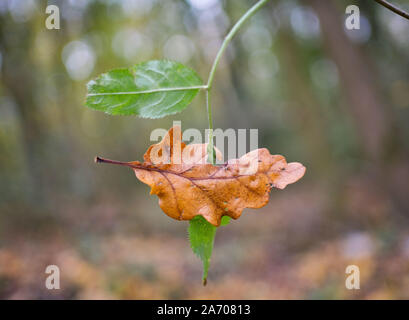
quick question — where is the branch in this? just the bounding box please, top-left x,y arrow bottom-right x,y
374,0 -> 409,20
204,0 -> 271,162
206,0 -> 271,89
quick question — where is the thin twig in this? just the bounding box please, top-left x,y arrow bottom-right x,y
204,0 -> 271,162
374,0 -> 409,20
206,0 -> 271,90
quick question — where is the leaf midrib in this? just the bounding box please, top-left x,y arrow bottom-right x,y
87,85 -> 208,97
130,162 -> 254,182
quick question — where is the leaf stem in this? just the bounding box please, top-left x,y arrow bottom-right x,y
193,0 -> 270,285
206,0 -> 270,90
205,90 -> 214,163
204,0 -> 271,156
94,156 -> 138,168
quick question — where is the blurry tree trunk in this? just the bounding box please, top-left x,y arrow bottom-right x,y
309,0 -> 392,163
309,0 -> 409,214
0,19 -> 45,204
276,31 -> 333,175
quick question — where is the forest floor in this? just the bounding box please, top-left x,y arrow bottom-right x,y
1,181 -> 409,299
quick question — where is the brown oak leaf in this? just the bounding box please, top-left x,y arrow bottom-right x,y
95,126 -> 306,226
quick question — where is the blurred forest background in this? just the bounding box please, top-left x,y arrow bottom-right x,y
1,0 -> 409,299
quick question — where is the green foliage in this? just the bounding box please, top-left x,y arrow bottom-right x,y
86,60 -> 203,118
188,215 -> 230,285
220,216 -> 231,226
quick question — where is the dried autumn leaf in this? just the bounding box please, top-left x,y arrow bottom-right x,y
96,126 -> 306,226
143,126 -> 222,166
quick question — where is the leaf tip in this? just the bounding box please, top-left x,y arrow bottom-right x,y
202,277 -> 207,286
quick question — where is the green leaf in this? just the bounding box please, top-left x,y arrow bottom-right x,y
188,215 -> 230,285
86,60 -> 204,118
220,216 -> 231,226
